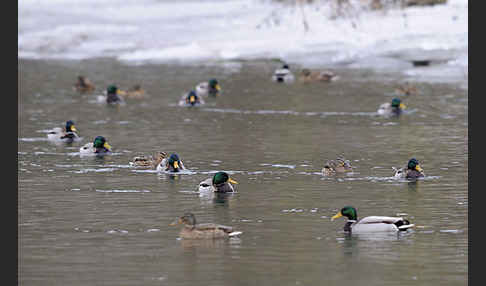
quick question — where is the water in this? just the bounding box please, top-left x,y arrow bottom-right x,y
18,58 -> 467,285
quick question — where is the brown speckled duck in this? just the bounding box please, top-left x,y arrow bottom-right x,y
129,152 -> 167,169
322,157 -> 353,175
170,213 -> 242,239
298,69 -> 339,83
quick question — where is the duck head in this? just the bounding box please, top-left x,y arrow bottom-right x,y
407,158 -> 423,172
186,91 -> 199,106
93,136 -> 111,152
212,171 -> 238,186
391,98 -> 406,110
167,153 -> 182,172
208,79 -> 221,95
331,206 -> 358,221
107,85 -> 118,95
65,120 -> 77,133
170,213 -> 196,229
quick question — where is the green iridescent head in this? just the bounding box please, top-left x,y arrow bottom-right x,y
107,85 -> 118,94
407,158 -> 423,172
391,98 -> 402,108
65,120 -> 76,132
93,136 -> 111,151
332,206 -> 358,221
168,153 -> 181,169
212,171 -> 238,186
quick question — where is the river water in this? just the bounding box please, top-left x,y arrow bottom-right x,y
18,58 -> 467,285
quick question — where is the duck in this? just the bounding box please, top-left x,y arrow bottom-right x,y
129,152 -> 167,169
169,212 -> 242,239
298,69 -> 339,83
156,153 -> 186,172
196,79 -> 221,97
322,157 -> 353,175
272,64 -> 295,83
105,85 -> 126,105
123,84 -> 145,99
395,83 -> 418,96
331,206 -> 415,233
393,158 -> 425,179
198,171 -> 238,193
47,120 -> 80,144
377,97 -> 406,116
178,90 -> 205,107
74,76 -> 95,93
79,136 -> 112,155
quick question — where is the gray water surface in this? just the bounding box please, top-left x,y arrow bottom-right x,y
19,59 -> 468,286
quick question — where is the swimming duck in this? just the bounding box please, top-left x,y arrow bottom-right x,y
393,158 -> 425,179
169,212 -> 242,239
123,84 -> 145,99
322,157 -> 353,175
105,85 -> 125,105
272,64 -> 295,83
178,90 -> 205,107
47,120 -> 80,144
395,83 -> 418,96
198,171 -> 238,193
79,136 -> 112,155
129,152 -> 167,169
74,76 -> 95,93
156,153 -> 186,172
196,79 -> 221,97
377,97 -> 406,116
331,206 -> 415,233
298,69 -> 339,83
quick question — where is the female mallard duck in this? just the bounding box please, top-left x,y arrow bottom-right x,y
395,83 -> 418,96
393,158 -> 425,179
79,136 -> 112,155
178,90 -> 205,107
272,64 -> 295,83
47,120 -> 80,144
331,206 -> 415,233
322,157 -> 353,175
74,76 -> 95,93
170,212 -> 242,239
156,153 -> 186,172
196,79 -> 221,97
298,69 -> 339,83
377,97 -> 406,116
129,152 -> 167,169
123,84 -> 145,99
198,171 -> 238,193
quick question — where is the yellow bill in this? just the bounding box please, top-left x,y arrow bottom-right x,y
331,211 -> 343,221
215,84 -> 221,91
104,142 -> 112,150
169,218 -> 182,226
189,96 -> 196,103
71,125 -> 77,132
173,161 -> 179,169
228,178 -> 238,185
117,90 -> 127,96
400,103 -> 406,109
416,164 -> 423,172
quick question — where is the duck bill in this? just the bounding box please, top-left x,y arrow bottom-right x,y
331,211 -> 343,221
228,178 -> 238,185
103,142 -> 112,150
399,103 -> 406,109
117,90 -> 127,96
415,164 -> 423,172
215,84 -> 221,91
71,125 -> 77,132
173,161 -> 179,169
189,96 -> 196,103
169,218 -> 182,226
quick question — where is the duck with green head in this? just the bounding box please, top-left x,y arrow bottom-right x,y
377,97 -> 406,116
331,206 -> 414,233
47,120 -> 80,144
393,158 -> 425,179
179,90 -> 205,107
79,136 -> 112,155
156,153 -> 186,172
198,171 -> 238,193
105,85 -> 125,104
196,79 -> 221,97
169,212 -> 242,239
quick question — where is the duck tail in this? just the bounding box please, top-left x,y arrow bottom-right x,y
228,231 -> 243,237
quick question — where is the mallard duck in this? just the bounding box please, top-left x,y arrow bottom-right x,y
331,206 -> 415,233
123,84 -> 145,99
105,85 -> 125,104
198,171 -> 238,193
196,79 -> 221,97
79,136 -> 112,155
129,152 -> 167,169
395,83 -> 418,96
377,97 -> 406,116
169,212 -> 242,239
393,158 -> 425,179
272,64 -> 295,83
322,157 -> 353,175
47,120 -> 80,143
74,76 -> 95,93
178,90 -> 205,107
298,69 -> 339,83
156,153 -> 186,172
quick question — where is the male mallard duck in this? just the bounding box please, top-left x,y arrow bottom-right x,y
322,157 -> 353,175
196,79 -> 221,97
198,171 -> 238,193
393,158 -> 425,179
129,152 -> 167,169
79,136 -> 112,155
169,212 -> 242,239
74,76 -> 95,93
123,84 -> 145,99
47,120 -> 80,143
377,97 -> 406,116
178,90 -> 205,107
272,64 -> 295,83
298,69 -> 339,83
156,153 -> 186,172
105,85 -> 125,105
331,206 -> 415,233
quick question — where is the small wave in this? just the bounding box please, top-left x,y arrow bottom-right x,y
96,189 -> 150,193
72,168 -> 117,173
